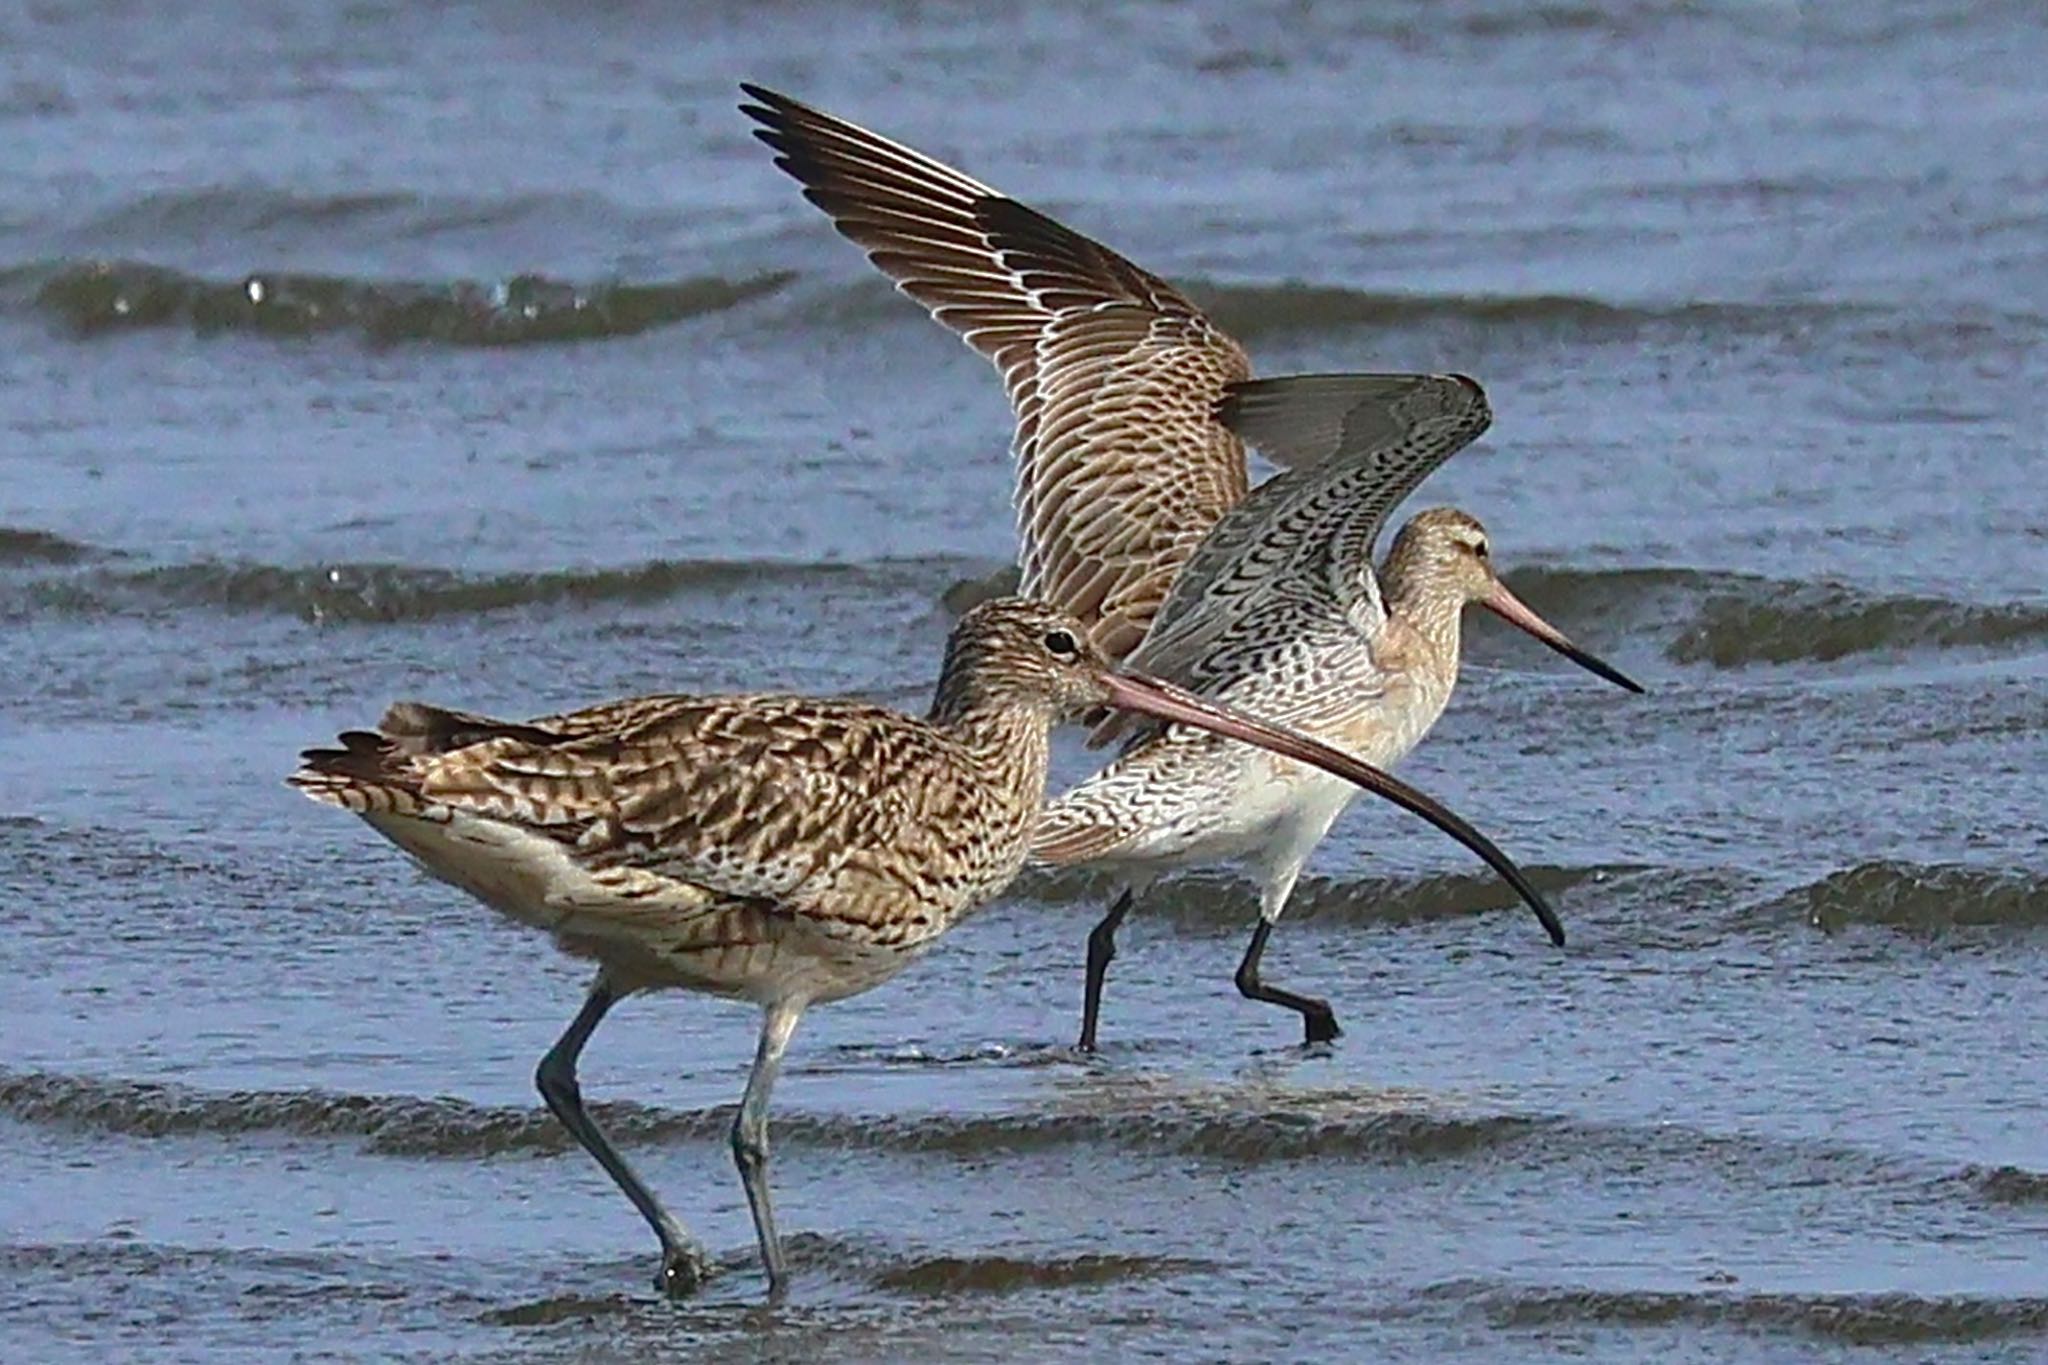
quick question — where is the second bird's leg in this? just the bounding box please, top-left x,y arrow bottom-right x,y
1078,888 -> 1135,1052
535,974 -> 711,1298
1234,918 -> 1342,1046
733,998 -> 804,1299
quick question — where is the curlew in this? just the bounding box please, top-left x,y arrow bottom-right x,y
290,598 -> 1559,1296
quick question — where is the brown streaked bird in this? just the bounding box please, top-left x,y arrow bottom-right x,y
740,87 -> 1645,1049
289,597 -> 1562,1299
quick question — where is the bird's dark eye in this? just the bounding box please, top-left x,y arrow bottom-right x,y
1043,628 -> 1080,657
1472,541 -> 1490,560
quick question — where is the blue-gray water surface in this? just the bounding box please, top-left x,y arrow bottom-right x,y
3,2 -> 2046,1360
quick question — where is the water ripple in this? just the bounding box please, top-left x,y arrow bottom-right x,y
10,260 -> 792,346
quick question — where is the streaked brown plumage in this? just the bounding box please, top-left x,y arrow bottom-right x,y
289,596 -> 1550,1298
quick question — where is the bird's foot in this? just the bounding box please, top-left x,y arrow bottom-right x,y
1067,1035 -> 1128,1068
1302,1010 -> 1343,1047
655,1243 -> 715,1300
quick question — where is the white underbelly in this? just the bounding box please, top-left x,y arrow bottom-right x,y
1089,752 -> 1360,875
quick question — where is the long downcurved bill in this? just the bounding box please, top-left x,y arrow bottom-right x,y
1094,670 -> 1567,948
1483,581 -> 1645,694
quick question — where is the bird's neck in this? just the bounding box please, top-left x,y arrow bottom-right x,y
1378,553 -> 1466,670
927,685 -> 1057,809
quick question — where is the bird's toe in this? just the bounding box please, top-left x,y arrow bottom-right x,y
657,1245 -> 714,1299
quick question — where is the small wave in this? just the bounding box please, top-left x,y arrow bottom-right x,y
68,186 -> 448,242
1967,1165 -> 2048,1205
15,259 -> 791,345
1014,863 -> 1626,927
1441,1280 -> 2048,1346
474,1238 -> 1206,1318
953,557 -> 2045,676
792,274 -> 1846,343
479,1291 -> 649,1328
0,526 -> 96,566
1489,565 -> 1728,628
1500,566 -> 2048,668
3,554 -> 962,624
1453,2 -> 1671,39
9,1069 -> 2013,1220
0,1068 -> 1548,1163
54,185 -> 703,263
0,1069 -> 572,1155
0,1238 -> 505,1322
1667,579 -> 2048,668
953,560 -> 2046,673
871,1250 -> 1208,1296
940,563 -> 1023,617
1773,861 -> 2048,934
1182,282 -> 1840,340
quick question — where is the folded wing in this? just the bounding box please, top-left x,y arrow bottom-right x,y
293,695 -> 970,915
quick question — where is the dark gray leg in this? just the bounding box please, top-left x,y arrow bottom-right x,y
535,975 -> 711,1298
1235,918 -> 1341,1045
1078,889 -> 1135,1052
732,999 -> 804,1298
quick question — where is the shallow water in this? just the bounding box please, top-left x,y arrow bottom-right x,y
3,1 -> 2046,1359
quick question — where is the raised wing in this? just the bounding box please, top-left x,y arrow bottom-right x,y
740,84 -> 1252,662
1124,373 -> 1492,690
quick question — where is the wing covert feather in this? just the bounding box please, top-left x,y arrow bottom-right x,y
407,696 -> 971,909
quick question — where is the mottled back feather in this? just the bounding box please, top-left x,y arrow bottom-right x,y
296,691 -> 1044,935
288,599 -> 1167,959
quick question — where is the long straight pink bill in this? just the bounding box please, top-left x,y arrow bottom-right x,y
1095,670 -> 1568,948
1483,581 -> 1644,694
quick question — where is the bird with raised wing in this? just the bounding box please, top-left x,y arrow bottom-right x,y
740,88 -> 1645,1049
290,597 -> 1561,1298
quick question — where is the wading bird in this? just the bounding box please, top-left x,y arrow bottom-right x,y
741,88 -> 1644,1048
290,598 -> 1558,1297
